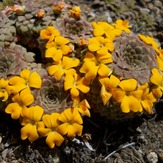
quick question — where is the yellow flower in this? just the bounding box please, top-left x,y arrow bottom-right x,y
48,56 -> 79,80
88,36 -> 114,54
138,83 -> 156,114
64,72 -> 90,98
113,79 -> 143,113
99,75 -> 120,105
9,69 -> 42,93
91,21 -> 114,37
57,108 -> 83,137
5,88 -> 34,119
72,97 -> 91,117
113,19 -> 131,34
40,26 -> 60,41
70,6 -> 81,19
80,52 -> 112,80
150,68 -> 163,98
138,34 -> 159,53
38,113 -> 64,149
21,106 -> 44,142
0,78 -> 10,102
91,22 -> 121,41
45,36 -> 71,61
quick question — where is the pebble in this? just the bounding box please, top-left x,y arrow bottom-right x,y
147,152 -> 158,163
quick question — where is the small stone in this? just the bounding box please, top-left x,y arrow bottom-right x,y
147,152 -> 158,163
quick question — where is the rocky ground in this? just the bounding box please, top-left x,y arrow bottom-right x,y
0,0 -> 163,162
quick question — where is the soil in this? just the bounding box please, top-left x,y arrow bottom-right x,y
0,0 -> 163,163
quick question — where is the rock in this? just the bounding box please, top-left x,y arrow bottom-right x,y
147,152 -> 158,163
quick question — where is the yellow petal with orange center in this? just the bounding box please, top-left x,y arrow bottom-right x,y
119,79 -> 137,91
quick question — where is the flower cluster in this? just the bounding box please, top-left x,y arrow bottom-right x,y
0,3 -> 163,148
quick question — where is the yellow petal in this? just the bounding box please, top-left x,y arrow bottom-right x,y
20,69 -> 30,81
131,90 -> 143,99
141,99 -> 153,114
46,132 -> 64,148
55,36 -> 70,45
48,65 -> 59,76
61,45 -> 71,55
31,106 -> 44,121
150,68 -> 163,86
57,123 -> 68,135
9,76 -> 26,92
29,72 -> 42,88
71,87 -> 79,97
62,56 -> 79,69
50,113 -> 60,127
73,109 -> 83,124
93,27 -> 105,36
38,128 -> 51,137
5,103 -> 22,119
20,88 -> 34,106
152,87 -> 162,98
119,79 -> 137,91
121,95 -> 142,113
66,125 -> 77,137
21,124 -> 39,142
112,89 -> 125,102
72,123 -> 83,136
100,85 -> 112,105
64,75 -> 74,90
98,64 -> 110,77
45,47 -> 62,61
0,78 -> 8,88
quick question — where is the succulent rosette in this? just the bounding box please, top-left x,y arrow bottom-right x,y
0,11 -> 16,47
32,74 -> 73,114
0,43 -> 35,78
